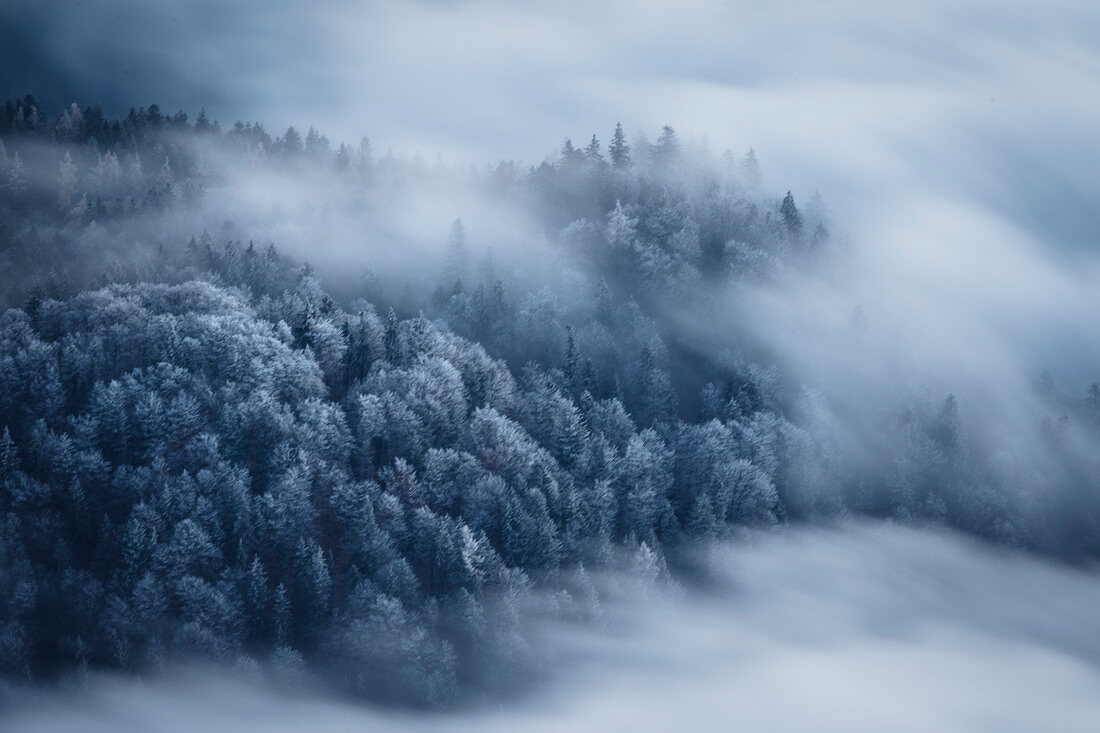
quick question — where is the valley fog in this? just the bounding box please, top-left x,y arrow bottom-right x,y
8,523 -> 1100,732
3,0 -> 1100,727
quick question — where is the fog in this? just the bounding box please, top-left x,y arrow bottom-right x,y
8,0 -> 1099,387
7,523 -> 1100,732
4,0 -> 1100,726
11,0 -> 1098,380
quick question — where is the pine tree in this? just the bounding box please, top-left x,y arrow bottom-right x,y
384,308 -> 400,362
609,122 -> 631,168
121,512 -> 157,583
295,539 -> 333,642
595,278 -> 615,326
780,191 -> 803,236
246,556 -> 269,641
687,491 -> 721,538
195,107 -> 212,133
280,127 -> 303,157
637,344 -> 676,427
145,104 -> 164,128
564,325 -> 579,395
742,148 -> 763,189
655,125 -> 680,167
356,136 -> 374,182
273,583 -> 292,646
446,218 -> 468,284
0,427 -> 18,481
560,138 -> 584,169
334,143 -> 351,173
606,201 -> 638,253
585,134 -> 603,162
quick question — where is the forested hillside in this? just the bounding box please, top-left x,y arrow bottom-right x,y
2,95 -> 1099,705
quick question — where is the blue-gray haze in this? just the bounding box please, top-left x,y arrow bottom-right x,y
1,0 -> 1099,729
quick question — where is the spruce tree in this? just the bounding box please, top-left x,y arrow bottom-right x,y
609,122 -> 631,168
585,134 -> 603,161
780,191 -> 803,236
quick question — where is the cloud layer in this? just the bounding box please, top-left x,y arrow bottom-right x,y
9,524 -> 1100,732
6,0 -> 1098,390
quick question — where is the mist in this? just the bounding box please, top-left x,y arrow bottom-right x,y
10,0 -> 1098,387
8,524 -> 1100,732
3,0 -> 1100,727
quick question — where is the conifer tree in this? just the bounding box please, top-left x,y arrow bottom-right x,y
780,191 -> 803,236
585,134 -> 602,161
742,148 -> 763,189
610,122 -> 631,168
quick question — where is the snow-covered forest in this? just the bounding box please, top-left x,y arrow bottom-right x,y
2,93 -> 1099,713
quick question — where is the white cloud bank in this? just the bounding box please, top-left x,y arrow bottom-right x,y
7,523 -> 1100,732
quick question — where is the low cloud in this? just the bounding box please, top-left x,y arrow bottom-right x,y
8,524 -> 1100,732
